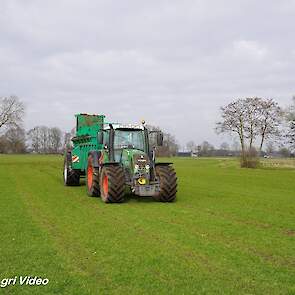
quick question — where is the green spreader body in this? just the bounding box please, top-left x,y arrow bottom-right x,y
71,114 -> 105,171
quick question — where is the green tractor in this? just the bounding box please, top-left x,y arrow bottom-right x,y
63,114 -> 177,203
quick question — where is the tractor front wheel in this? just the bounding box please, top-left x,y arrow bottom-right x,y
86,155 -> 100,197
153,165 -> 177,202
100,166 -> 125,203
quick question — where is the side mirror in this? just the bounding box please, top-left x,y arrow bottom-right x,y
97,132 -> 103,144
157,132 -> 163,146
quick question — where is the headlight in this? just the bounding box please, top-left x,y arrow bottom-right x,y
138,177 -> 146,185
134,164 -> 139,172
145,165 -> 150,170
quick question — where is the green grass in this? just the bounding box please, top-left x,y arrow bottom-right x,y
0,155 -> 294,294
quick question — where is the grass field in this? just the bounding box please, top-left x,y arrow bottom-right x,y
0,155 -> 294,294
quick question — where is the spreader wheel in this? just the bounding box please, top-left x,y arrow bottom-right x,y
100,165 -> 125,203
153,165 -> 177,202
63,152 -> 80,186
86,155 -> 100,197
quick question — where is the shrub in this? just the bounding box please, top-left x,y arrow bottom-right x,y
240,148 -> 260,168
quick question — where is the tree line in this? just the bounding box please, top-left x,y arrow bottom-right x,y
0,96 -> 64,153
0,125 -> 64,154
185,139 -> 292,158
3,95 -> 295,160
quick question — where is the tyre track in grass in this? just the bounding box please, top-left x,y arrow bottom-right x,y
0,167 -> 98,295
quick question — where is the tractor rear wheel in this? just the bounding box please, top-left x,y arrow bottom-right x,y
63,152 -> 80,186
153,165 -> 177,202
86,155 -> 100,197
100,166 -> 125,203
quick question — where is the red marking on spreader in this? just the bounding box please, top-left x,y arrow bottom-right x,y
72,155 -> 79,163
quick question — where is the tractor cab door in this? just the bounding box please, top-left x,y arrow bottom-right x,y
102,130 -> 109,148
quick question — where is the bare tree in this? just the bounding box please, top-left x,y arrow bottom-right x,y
216,97 -> 282,153
28,126 -> 62,153
199,141 -> 214,156
39,126 -> 49,153
64,132 -> 72,150
146,124 -> 179,157
258,99 -> 282,151
27,126 -> 41,153
162,133 -> 179,156
0,96 -> 25,130
285,96 -> 295,151
48,127 -> 62,153
219,142 -> 230,156
5,126 -> 26,153
286,96 -> 295,121
216,99 -> 247,154
0,136 -> 8,153
186,140 -> 196,152
286,122 -> 295,151
244,97 -> 261,150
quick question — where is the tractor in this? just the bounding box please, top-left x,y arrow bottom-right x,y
63,114 -> 177,203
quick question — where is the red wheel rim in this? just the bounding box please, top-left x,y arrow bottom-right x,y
103,175 -> 108,196
87,163 -> 93,189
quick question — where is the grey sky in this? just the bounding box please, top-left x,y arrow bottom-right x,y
1,0 -> 295,148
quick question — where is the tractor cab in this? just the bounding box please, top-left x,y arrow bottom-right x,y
100,124 -> 148,159
99,124 -> 158,188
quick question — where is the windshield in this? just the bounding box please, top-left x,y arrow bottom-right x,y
114,130 -> 145,151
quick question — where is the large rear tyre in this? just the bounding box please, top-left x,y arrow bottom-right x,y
63,152 -> 80,186
100,166 -> 125,203
153,165 -> 177,202
86,155 -> 100,197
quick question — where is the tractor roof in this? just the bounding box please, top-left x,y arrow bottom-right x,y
104,123 -> 144,130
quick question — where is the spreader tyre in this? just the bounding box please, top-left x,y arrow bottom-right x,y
63,152 -> 80,186
100,166 -> 125,203
86,155 -> 100,197
153,165 -> 177,202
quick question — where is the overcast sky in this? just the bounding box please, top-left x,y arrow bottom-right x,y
1,0 -> 295,148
